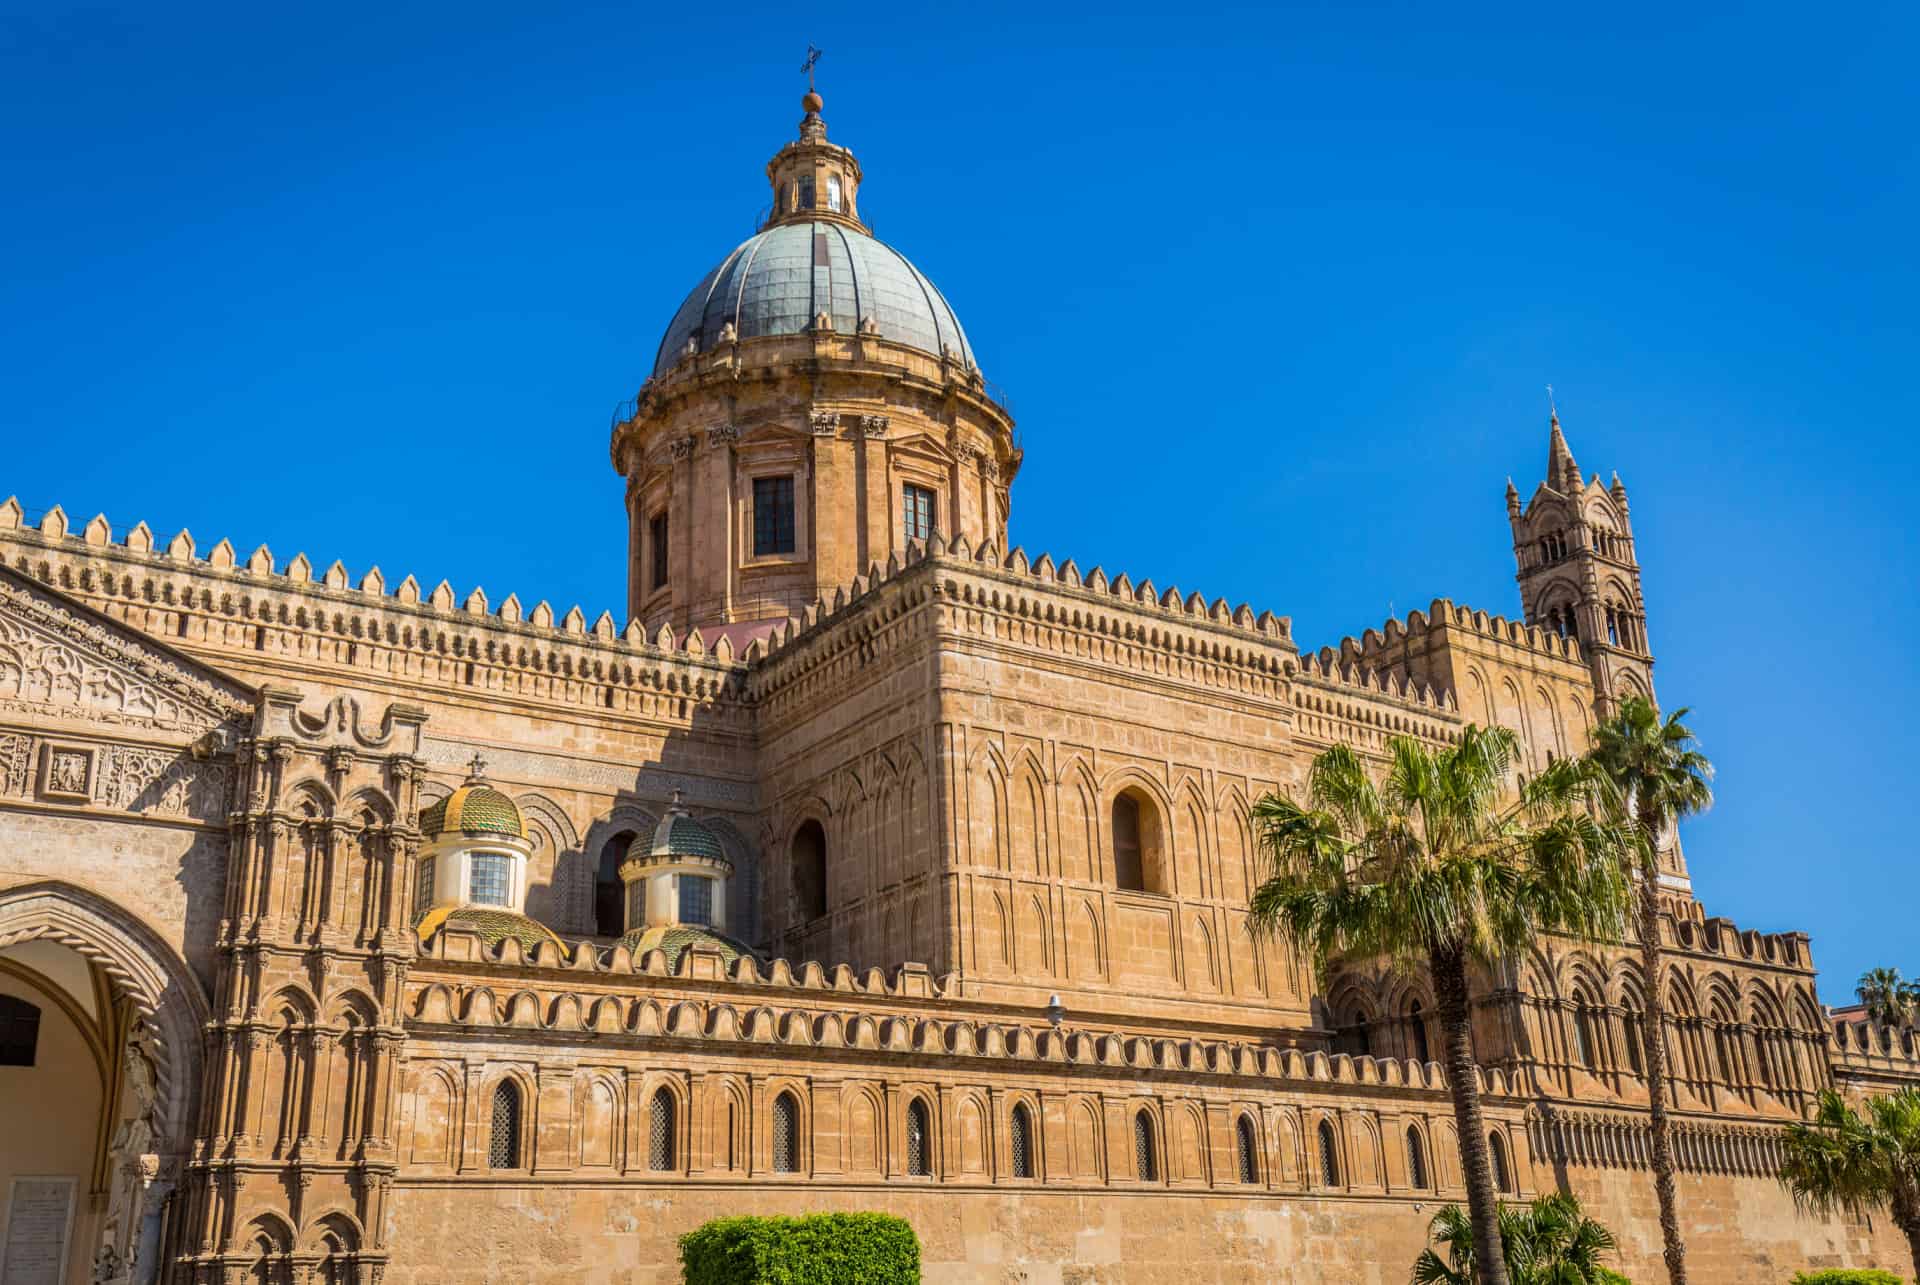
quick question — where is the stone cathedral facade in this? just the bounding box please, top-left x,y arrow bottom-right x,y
1,92 -> 1915,1285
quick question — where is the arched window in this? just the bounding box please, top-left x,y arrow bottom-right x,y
0,995 -> 42,1066
1489,1130 -> 1512,1193
1408,1001 -> 1430,1064
772,1091 -> 800,1173
1406,1125 -> 1429,1190
1317,1119 -> 1341,1187
906,1098 -> 932,1176
648,1087 -> 676,1172
488,1080 -> 522,1169
595,830 -> 635,936
1010,1103 -> 1034,1178
1572,1002 -> 1596,1068
1110,789 -> 1166,894
1235,1114 -> 1259,1184
792,820 -> 827,921
1132,1110 -> 1157,1182
1623,1001 -> 1646,1076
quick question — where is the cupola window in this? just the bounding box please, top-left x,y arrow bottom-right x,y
797,176 -> 815,210
468,853 -> 512,907
678,875 -> 715,927
413,856 -> 436,918
826,174 -> 843,212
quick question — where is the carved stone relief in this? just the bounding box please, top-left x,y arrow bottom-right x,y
38,743 -> 94,801
95,745 -> 233,820
0,732 -> 30,797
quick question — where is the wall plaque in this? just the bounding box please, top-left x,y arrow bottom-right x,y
1,1175 -> 77,1285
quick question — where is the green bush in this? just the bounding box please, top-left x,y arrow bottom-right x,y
1790,1271 -> 1904,1285
679,1212 -> 920,1284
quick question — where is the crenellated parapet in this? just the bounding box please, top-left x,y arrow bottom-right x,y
0,497 -> 752,732
1829,1015 -> 1920,1096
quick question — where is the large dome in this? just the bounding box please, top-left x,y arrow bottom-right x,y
653,221 -> 974,377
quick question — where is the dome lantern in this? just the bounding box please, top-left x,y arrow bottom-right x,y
763,90 -> 866,234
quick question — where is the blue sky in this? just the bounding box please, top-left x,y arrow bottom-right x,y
3,3 -> 1914,1002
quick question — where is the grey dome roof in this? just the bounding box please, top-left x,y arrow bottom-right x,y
653,221 -> 975,376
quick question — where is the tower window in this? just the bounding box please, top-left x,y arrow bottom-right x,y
1133,1110 -> 1157,1182
468,854 -> 512,907
1111,790 -> 1166,893
772,1091 -> 800,1172
1489,1130 -> 1513,1193
1407,1126 -> 1429,1189
1236,1114 -> 1259,1184
902,483 -> 937,543
906,1098 -> 931,1176
797,176 -> 815,210
489,1080 -> 522,1169
1010,1103 -> 1034,1178
753,476 -> 796,556
649,512 -> 669,590
649,1088 -> 677,1171
678,875 -> 714,927
0,996 -> 41,1067
1318,1119 -> 1341,1187
826,174 -> 843,212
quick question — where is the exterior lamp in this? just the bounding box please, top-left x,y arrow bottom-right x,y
1044,993 -> 1066,1031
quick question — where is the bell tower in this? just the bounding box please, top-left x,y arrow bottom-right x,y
1507,411 -> 1656,715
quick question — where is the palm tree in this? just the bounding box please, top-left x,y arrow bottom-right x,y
1412,1192 -> 1627,1285
1251,725 -> 1632,1285
1587,696 -> 1713,1285
1857,968 -> 1918,1030
1778,1087 -> 1920,1278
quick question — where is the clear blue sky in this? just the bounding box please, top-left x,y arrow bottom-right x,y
4,3 -> 1914,1002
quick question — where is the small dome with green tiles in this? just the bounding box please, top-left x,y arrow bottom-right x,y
415,904 -> 562,953
618,923 -> 754,970
419,780 -> 524,840
626,796 -> 731,870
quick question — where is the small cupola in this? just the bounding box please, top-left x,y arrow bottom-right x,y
615,792 -> 754,969
412,755 -> 560,952
762,87 -> 865,232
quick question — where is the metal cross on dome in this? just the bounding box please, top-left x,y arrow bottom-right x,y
466,751 -> 488,779
802,45 -> 822,92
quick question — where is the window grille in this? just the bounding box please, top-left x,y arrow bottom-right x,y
469,854 -> 512,907
1407,1126 -> 1429,1189
753,476 -> 796,556
678,875 -> 714,927
412,855 -> 436,918
649,1088 -> 676,1171
772,1092 -> 799,1172
1010,1104 -> 1033,1178
1236,1115 -> 1258,1184
906,1099 -> 930,1176
1132,1111 -> 1156,1182
902,483 -> 936,543
488,1081 -> 521,1169
0,995 -> 41,1067
649,512 -> 669,590
1489,1130 -> 1512,1193
1318,1120 -> 1340,1187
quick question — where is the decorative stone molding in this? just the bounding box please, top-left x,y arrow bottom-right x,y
37,741 -> 94,801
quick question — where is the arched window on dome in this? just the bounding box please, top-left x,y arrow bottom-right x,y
792,820 -> 827,921
595,830 -> 635,937
826,174 -> 843,212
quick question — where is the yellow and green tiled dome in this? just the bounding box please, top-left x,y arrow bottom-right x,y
628,808 -> 727,864
415,904 -> 563,952
419,781 -> 525,840
618,923 -> 754,970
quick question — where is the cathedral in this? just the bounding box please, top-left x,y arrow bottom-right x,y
1,88 -> 1914,1285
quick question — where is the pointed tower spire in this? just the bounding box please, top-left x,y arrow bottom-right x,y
1546,410 -> 1581,493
